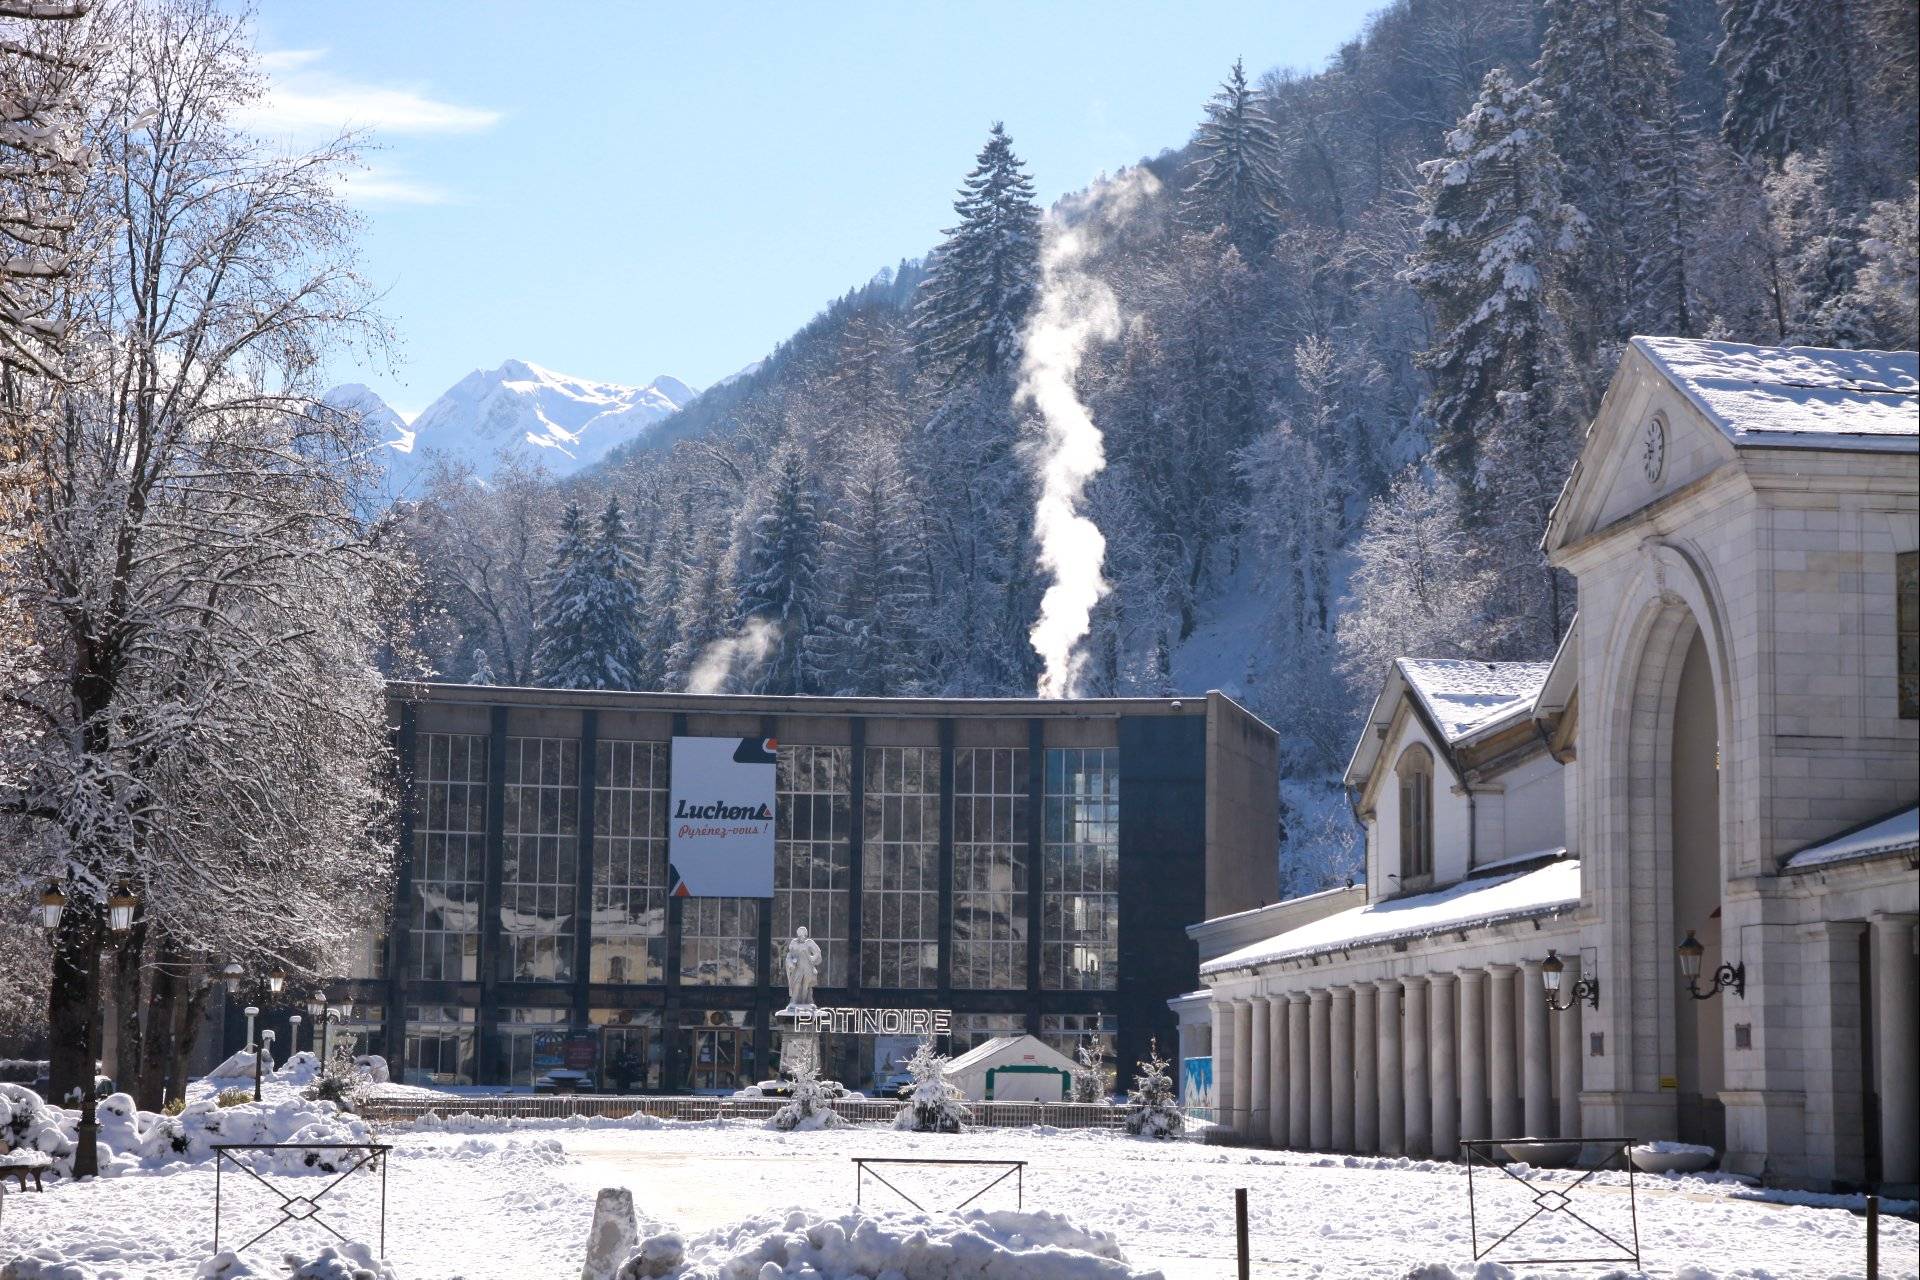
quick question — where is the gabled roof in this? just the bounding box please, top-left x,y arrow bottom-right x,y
942,1034 -> 1078,1077
1344,658 -> 1553,790
1781,804 -> 1919,873
1200,856 -> 1581,974
1631,337 -> 1918,452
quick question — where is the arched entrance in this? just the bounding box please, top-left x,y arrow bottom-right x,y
1670,630 -> 1724,1148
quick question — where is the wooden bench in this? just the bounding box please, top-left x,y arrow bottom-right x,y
0,1150 -> 53,1192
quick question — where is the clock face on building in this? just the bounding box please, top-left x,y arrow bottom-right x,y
1642,417 -> 1667,483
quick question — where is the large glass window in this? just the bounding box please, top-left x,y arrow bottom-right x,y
1042,748 -> 1118,991
775,745 -> 852,988
497,1007 -> 571,1086
1899,549 -> 1918,719
403,1006 -> 476,1085
593,740 -> 668,984
499,737 -> 579,981
679,897 -> 759,986
1041,1012 -> 1117,1089
411,734 -> 487,981
950,1011 -> 1027,1056
952,747 -> 1028,990
861,746 -> 940,989
1397,744 -> 1435,883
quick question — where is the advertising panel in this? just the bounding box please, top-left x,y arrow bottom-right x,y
668,735 -> 777,897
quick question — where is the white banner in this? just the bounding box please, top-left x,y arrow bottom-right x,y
668,735 -> 777,898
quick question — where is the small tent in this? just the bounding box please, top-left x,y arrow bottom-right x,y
941,1035 -> 1079,1102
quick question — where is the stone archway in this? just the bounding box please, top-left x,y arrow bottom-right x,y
1670,629 -> 1724,1147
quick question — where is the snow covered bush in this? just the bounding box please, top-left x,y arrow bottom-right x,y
767,1065 -> 844,1133
1071,1038 -> 1109,1103
0,1082 -> 74,1164
1123,1042 -> 1183,1139
891,1038 -> 969,1134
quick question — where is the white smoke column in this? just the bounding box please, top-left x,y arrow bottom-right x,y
1017,169 -> 1161,697
686,619 -> 780,694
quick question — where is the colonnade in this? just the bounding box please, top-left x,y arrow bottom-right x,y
1213,956 -> 1584,1157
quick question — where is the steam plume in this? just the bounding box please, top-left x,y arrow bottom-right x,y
1017,169 -> 1161,698
686,619 -> 780,694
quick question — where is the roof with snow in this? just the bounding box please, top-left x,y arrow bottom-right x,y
1200,856 -> 1580,974
1631,337 -> 1918,451
1781,804 -> 1919,873
1398,659 -> 1554,743
941,1035 -> 1078,1077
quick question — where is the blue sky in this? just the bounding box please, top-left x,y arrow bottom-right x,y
246,2 -> 1362,418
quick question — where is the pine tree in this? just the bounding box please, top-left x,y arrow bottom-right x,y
1714,0 -> 1860,168
1402,68 -> 1582,486
1182,57 -> 1286,252
892,1037 -> 970,1133
529,497 -> 646,690
1123,1039 -> 1184,1139
1536,0 -> 1694,357
1072,1036 -> 1110,1103
468,648 -> 496,685
910,123 -> 1042,383
809,445 -> 930,696
734,452 -> 823,695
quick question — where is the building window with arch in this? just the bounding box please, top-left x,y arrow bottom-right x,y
1396,744 -> 1434,884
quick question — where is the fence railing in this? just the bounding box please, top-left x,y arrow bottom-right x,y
356,1092 -> 1126,1130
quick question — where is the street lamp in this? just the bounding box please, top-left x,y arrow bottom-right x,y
1677,930 -> 1745,1000
1541,950 -> 1599,1011
266,966 -> 286,997
219,962 -> 246,994
106,885 -> 137,933
38,885 -> 66,931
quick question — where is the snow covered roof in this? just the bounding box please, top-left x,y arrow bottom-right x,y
1200,858 -> 1581,974
1632,337 -> 1919,451
942,1035 -> 1078,1076
1398,659 -> 1554,744
1781,805 -> 1919,872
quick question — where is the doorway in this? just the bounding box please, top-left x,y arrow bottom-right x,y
1670,630 -> 1725,1148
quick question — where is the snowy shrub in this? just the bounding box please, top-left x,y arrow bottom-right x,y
1123,1041 -> 1183,1140
162,1096 -> 187,1117
1071,1038 -> 1109,1104
891,1038 -> 969,1134
0,1083 -> 74,1164
304,1047 -> 368,1113
767,1065 -> 845,1133
216,1088 -> 254,1108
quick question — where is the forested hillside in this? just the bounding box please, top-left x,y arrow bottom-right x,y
390,0 -> 1918,891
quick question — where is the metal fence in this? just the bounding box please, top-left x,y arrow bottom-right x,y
356,1092 -> 1126,1130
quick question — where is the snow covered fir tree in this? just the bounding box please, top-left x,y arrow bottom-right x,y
892,1039 -> 970,1134
1123,1041 -> 1184,1140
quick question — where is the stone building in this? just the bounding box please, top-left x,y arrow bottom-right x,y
1181,338 -> 1919,1193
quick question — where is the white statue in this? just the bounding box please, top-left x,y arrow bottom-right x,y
783,926 -> 822,1010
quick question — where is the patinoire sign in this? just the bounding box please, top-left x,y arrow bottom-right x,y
780,1007 -> 953,1035
668,735 -> 777,897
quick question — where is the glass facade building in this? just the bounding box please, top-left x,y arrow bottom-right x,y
330,687 -> 1277,1092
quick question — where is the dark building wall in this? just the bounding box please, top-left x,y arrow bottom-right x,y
1116,713 -> 1207,1078
1205,691 -> 1280,917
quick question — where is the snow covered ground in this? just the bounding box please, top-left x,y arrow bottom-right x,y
1,1098 -> 1913,1279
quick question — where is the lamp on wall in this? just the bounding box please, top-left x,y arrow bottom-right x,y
1541,949 -> 1599,1010
1677,930 -> 1745,1000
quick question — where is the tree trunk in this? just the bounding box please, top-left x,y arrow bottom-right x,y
47,906 -> 100,1107
167,981 -> 212,1103
136,932 -> 181,1110
112,918 -> 146,1093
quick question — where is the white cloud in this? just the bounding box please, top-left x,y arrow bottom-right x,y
247,48 -> 500,208
245,47 -> 502,141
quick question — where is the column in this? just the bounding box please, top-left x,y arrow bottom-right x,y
1212,1000 -> 1236,1133
1555,955 -> 1583,1140
1266,995 -> 1289,1148
1402,975 -> 1430,1156
1457,967 -> 1488,1141
1354,983 -> 1379,1154
1287,993 -> 1310,1148
1376,978 -> 1404,1155
1873,914 -> 1919,1189
1308,988 -> 1332,1149
1330,986 -> 1355,1151
1249,995 -> 1271,1144
1233,999 -> 1254,1139
1521,958 -> 1553,1139
1429,972 -> 1458,1159
1489,964 -> 1520,1139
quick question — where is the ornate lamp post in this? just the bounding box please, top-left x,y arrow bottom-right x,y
1677,930 -> 1745,1000
1540,950 -> 1599,1011
38,880 -> 138,1178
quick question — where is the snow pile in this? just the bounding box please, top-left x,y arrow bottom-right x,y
1633,336 -> 1919,447
191,1243 -> 395,1280
403,1108 -> 665,1135
1783,803 -> 1919,870
1,1084 -> 371,1178
616,1208 -> 1158,1280
1397,658 -> 1553,742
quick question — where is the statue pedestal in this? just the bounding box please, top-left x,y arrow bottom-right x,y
774,1005 -> 822,1078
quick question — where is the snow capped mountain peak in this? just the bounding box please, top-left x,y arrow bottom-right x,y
329,359 -> 699,498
